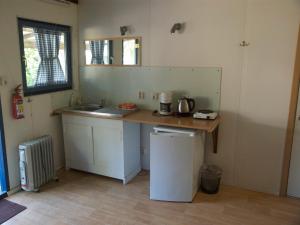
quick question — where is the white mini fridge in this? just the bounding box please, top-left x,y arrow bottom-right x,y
150,126 -> 205,202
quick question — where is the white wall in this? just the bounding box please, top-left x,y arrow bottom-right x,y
79,0 -> 300,195
0,0 -> 78,190
79,0 -> 245,187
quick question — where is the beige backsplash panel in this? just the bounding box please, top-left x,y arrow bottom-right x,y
80,66 -> 222,111
51,90 -> 76,109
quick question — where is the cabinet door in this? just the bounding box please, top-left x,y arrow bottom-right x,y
93,126 -> 124,179
64,123 -> 94,172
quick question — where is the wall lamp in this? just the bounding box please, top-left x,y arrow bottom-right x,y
170,23 -> 184,34
120,26 -> 129,36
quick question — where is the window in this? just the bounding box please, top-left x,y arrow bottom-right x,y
122,39 -> 138,65
85,40 -> 113,65
18,18 -> 72,96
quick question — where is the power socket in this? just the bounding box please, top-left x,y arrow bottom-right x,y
151,92 -> 159,101
138,91 -> 145,99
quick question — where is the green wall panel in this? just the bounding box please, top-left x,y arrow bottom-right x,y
80,66 -> 222,111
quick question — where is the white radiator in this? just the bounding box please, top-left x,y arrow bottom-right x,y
19,135 -> 55,192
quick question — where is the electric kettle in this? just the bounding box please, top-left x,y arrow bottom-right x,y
178,97 -> 195,114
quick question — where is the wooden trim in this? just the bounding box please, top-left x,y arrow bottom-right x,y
212,126 -> 219,153
280,25 -> 300,196
84,36 -> 141,41
84,64 -> 141,67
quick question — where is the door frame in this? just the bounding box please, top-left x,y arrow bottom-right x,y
280,25 -> 300,196
0,97 -> 9,199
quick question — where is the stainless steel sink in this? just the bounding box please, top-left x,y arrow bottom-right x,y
65,105 -> 135,118
71,104 -> 102,112
93,107 -> 134,118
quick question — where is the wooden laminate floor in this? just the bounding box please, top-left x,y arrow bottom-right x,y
4,170 -> 300,225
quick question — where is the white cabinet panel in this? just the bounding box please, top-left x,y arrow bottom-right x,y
93,125 -> 124,179
123,122 -> 141,178
62,114 -> 141,183
64,123 -> 94,172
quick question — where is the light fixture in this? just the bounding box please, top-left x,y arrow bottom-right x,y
170,23 -> 183,34
120,26 -> 129,36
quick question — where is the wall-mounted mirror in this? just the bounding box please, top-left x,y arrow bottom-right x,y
85,37 -> 141,66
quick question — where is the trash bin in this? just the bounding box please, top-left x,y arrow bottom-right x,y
200,165 -> 222,194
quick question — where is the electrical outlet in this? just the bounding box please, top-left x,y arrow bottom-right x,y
152,92 -> 159,101
138,91 -> 145,100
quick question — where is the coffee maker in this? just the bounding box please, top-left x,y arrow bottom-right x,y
159,92 -> 173,116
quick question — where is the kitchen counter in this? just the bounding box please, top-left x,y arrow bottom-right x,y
123,110 -> 220,133
56,108 -> 220,153
56,108 -> 220,132
124,110 -> 220,153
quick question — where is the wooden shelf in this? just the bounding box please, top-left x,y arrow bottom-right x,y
123,110 -> 220,133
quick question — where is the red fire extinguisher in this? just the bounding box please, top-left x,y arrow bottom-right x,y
12,84 -> 24,119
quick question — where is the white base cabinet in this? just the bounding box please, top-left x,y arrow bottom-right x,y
62,114 -> 141,184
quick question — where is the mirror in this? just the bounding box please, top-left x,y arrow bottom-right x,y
85,37 -> 141,66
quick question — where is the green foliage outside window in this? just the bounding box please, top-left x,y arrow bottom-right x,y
24,48 -> 39,87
